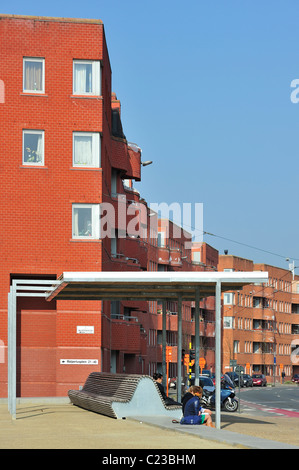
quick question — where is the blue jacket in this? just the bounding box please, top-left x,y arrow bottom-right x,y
183,395 -> 203,416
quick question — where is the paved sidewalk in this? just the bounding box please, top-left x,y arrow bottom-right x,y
1,401 -> 299,450
134,415 -> 299,449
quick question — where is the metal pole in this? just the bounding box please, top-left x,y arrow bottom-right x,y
162,301 -> 167,390
195,288 -> 200,386
7,291 -> 11,413
11,283 -> 17,419
215,280 -> 221,429
177,295 -> 182,403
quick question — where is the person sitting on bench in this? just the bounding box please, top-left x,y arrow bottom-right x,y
180,385 -> 214,427
153,373 -> 181,406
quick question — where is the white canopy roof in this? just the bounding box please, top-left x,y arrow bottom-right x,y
46,270 -> 269,302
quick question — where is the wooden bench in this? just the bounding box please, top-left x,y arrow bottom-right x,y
68,372 -> 182,419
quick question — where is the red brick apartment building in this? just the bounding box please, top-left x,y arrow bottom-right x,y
0,14 -> 218,398
218,254 -> 299,381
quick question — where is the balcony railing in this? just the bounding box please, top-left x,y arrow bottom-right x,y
111,314 -> 139,322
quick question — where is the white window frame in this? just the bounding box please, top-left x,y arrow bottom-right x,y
223,292 -> 234,305
22,130 -> 44,166
73,60 -> 101,96
72,204 -> 100,239
158,232 -> 165,247
23,57 -> 45,93
192,251 -> 201,263
223,316 -> 233,329
73,132 -> 101,167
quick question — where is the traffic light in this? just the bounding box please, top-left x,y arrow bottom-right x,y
189,349 -> 195,360
181,348 -> 186,363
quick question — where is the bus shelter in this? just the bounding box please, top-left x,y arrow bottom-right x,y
7,270 -> 268,428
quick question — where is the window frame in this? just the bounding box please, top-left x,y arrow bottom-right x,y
22,129 -> 45,166
223,292 -> 234,305
72,203 -> 100,240
73,60 -> 101,96
72,132 -> 101,168
23,57 -> 45,94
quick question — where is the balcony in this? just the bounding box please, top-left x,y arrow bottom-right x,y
252,307 -> 275,321
110,315 -> 145,354
157,246 -> 183,267
156,344 -> 178,363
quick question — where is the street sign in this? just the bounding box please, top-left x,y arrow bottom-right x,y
235,365 -> 244,374
199,357 -> 206,369
166,345 -> 172,363
184,354 -> 189,366
166,345 -> 172,396
230,359 -> 237,367
60,359 -> 98,365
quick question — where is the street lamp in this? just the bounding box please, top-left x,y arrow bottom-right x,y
286,258 -> 298,280
141,161 -> 153,167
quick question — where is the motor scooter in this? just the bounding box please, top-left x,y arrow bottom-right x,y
200,376 -> 238,412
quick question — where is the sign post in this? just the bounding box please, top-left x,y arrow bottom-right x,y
280,363 -> 283,384
235,365 -> 244,413
166,345 -> 172,396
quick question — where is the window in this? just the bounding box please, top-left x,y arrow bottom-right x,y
253,297 -> 261,308
192,251 -> 201,263
158,232 -> 165,247
23,130 -> 44,165
73,60 -> 101,95
73,132 -> 100,167
111,301 -> 120,318
111,229 -> 118,257
23,58 -> 45,93
223,316 -> 233,329
72,204 -> 100,239
111,169 -> 118,196
223,293 -> 234,305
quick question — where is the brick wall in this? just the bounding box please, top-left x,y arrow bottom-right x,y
0,16 -> 110,397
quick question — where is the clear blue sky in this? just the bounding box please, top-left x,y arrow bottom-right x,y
2,0 -> 299,271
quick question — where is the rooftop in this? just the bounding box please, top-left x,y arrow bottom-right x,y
0,14 -> 102,24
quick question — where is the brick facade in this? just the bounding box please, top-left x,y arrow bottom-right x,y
0,15 -> 219,397
218,254 -> 299,381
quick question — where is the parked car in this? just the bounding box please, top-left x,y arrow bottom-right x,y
252,374 -> 267,387
211,373 -> 235,389
242,374 -> 253,387
182,374 -> 215,394
169,377 -> 180,389
225,371 -> 244,387
291,374 -> 299,384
